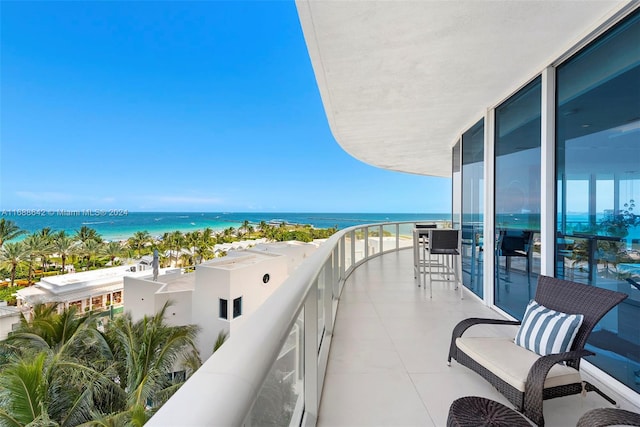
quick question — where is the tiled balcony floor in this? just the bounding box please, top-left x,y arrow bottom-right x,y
317,249 -> 627,426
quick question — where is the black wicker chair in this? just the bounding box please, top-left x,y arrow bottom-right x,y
495,229 -> 534,300
448,275 -> 628,426
576,407 -> 640,427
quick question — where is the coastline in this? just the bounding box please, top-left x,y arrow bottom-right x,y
4,212 -> 449,241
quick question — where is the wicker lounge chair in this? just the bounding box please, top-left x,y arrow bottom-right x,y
447,275 -> 628,426
576,407 -> 640,427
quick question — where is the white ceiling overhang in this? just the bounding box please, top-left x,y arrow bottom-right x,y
296,0 -> 633,178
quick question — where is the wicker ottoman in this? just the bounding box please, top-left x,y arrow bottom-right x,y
447,396 -> 531,427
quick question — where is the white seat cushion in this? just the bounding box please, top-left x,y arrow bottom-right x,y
456,336 -> 581,392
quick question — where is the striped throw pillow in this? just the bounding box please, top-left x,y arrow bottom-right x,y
514,300 -> 584,356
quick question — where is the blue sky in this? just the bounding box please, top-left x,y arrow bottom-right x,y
0,1 -> 451,213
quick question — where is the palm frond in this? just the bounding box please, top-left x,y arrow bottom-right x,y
0,353 -> 46,425
0,408 -> 23,427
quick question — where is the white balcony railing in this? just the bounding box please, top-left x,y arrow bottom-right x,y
147,221 -> 427,426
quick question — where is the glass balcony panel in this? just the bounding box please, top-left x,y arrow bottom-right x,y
398,223 -> 415,249
247,309 -> 304,426
344,234 -> 353,269
383,224 -> 396,252
367,226 -> 380,256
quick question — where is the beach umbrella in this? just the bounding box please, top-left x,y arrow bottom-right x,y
152,249 -> 159,281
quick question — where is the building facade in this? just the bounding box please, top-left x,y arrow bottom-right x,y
298,0 -> 639,402
124,241 -> 320,360
15,263 -> 160,319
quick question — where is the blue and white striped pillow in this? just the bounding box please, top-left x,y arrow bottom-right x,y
514,300 -> 584,356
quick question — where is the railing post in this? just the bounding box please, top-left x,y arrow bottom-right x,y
379,225 -> 384,253
350,230 -> 355,269
339,237 -> 345,292
364,227 -> 369,258
396,223 -> 400,250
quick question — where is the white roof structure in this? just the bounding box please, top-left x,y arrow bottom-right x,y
296,0 -> 632,177
16,264 -> 159,306
0,303 -> 20,319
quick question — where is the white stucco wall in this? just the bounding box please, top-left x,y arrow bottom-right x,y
121,243 -> 319,361
154,289 -> 193,328
192,253 -> 289,360
123,277 -> 163,322
0,303 -> 21,341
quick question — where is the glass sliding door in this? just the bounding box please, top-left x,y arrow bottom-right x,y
461,121 -> 484,297
494,77 -> 542,318
556,10 -> 640,393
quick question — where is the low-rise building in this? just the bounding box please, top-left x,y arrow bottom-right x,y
0,301 -> 21,340
15,263 -> 176,319
124,240 -> 320,360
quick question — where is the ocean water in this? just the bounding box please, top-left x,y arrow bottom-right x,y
3,212 -> 450,241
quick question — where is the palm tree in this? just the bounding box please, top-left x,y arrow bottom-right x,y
103,302 -> 200,420
194,240 -> 212,264
169,231 -> 184,266
0,352 -> 101,426
201,227 -> 215,245
103,241 -> 123,266
0,242 -> 29,286
184,231 -> 200,263
8,304 -> 108,357
79,239 -> 102,270
1,303 -> 202,425
38,227 -> 53,240
222,227 -> 235,243
22,233 -> 48,284
75,225 -> 102,244
36,233 -> 53,272
0,305 -> 119,426
241,220 -> 250,237
0,218 -> 26,248
127,231 -> 152,258
178,252 -> 191,267
52,234 -> 75,274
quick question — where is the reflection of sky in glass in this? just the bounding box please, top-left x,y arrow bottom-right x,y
563,123 -> 640,215
565,180 -> 589,213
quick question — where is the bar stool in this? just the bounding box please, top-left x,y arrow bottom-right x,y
425,229 -> 462,299
413,223 -> 437,287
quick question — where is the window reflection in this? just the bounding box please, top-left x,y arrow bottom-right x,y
495,77 -> 542,318
461,121 -> 484,298
556,10 -> 640,393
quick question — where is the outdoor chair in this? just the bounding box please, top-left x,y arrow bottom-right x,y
576,407 -> 640,427
425,229 -> 461,299
461,225 -> 481,291
495,230 -> 534,300
414,223 -> 437,286
447,275 -> 628,426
